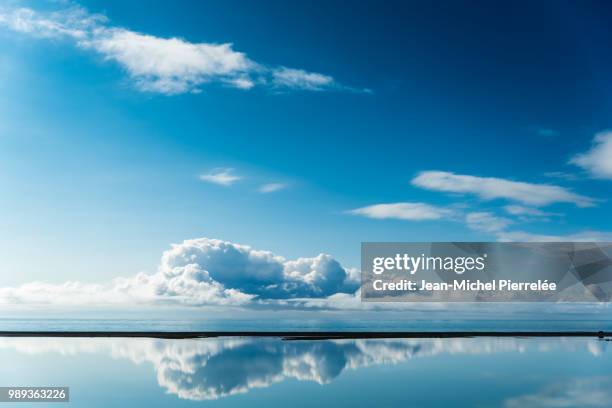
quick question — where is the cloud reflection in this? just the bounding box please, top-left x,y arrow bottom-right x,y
0,337 -> 607,401
505,377 -> 612,408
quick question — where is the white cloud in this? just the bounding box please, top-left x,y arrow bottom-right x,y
412,171 -> 593,207
228,76 -> 255,90
84,29 -> 254,94
272,67 -> 335,91
258,183 -> 287,193
348,202 -> 454,221
0,4 -> 358,95
465,212 -> 512,233
503,205 -> 554,217
570,131 -> 612,179
346,198 -> 605,245
199,168 -> 242,186
0,237 -> 359,307
0,270 -> 252,307
0,6 -> 103,39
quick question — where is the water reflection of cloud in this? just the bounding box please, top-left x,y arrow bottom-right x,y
0,337 -> 606,401
505,377 -> 612,408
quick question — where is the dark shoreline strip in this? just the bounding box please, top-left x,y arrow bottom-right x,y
0,331 -> 609,340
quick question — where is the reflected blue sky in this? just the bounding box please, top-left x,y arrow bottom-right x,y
1,336 -> 611,407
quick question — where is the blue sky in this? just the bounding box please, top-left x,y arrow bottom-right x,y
1,0 -> 612,311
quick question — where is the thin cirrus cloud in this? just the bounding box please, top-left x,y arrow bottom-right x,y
199,168 -> 242,186
348,202 -> 454,221
349,203 -> 612,243
350,203 -> 612,243
570,131 -> 612,180
459,211 -> 611,242
411,171 -> 594,207
347,170 -> 607,241
544,171 -> 579,182
536,128 -> 560,138
496,230 -> 612,243
465,212 -> 512,233
348,203 -> 517,237
0,238 -> 360,308
503,205 -> 555,218
0,4 -> 364,95
272,67 -> 334,91
258,183 -> 288,193
349,203 -> 514,236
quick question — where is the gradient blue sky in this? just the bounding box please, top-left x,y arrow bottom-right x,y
1,0 -> 612,300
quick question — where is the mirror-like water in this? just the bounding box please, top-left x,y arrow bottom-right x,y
1,336 -> 610,407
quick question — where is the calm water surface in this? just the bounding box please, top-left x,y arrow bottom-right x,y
1,335 -> 611,407
1,318 -> 611,332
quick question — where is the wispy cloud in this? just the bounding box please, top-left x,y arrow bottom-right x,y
570,130 -> 612,179
258,182 -> 288,193
505,377 -> 612,408
503,205 -> 555,218
496,230 -> 612,242
411,171 -> 594,207
536,128 -> 560,138
86,29 -> 255,94
348,202 -> 454,221
467,209 -> 612,243
544,171 -> 579,182
465,212 -> 512,233
0,4 -> 363,95
199,168 -> 242,186
349,200 -> 602,243
0,5 -> 103,39
272,67 -> 334,91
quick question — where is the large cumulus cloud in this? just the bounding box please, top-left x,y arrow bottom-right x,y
159,238 -> 359,300
0,237 -> 359,307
